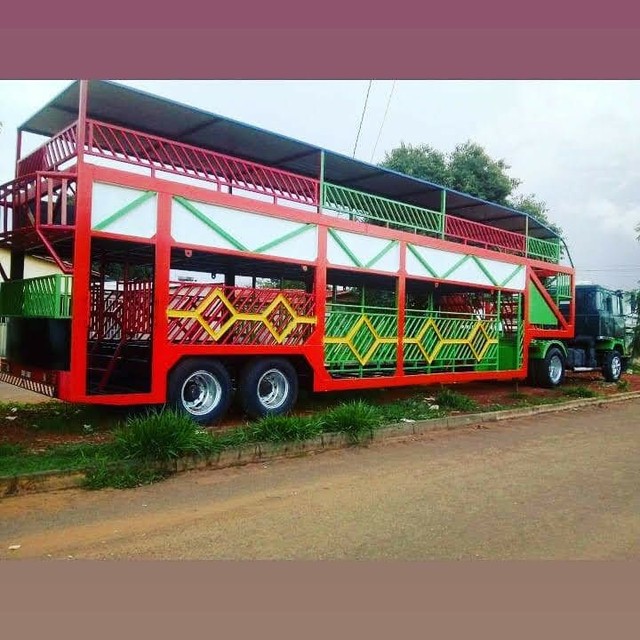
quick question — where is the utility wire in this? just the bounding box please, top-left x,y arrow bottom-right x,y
370,80 -> 396,162
352,80 -> 373,158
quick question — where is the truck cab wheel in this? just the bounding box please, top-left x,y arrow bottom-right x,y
602,351 -> 623,382
533,347 -> 566,389
238,358 -> 298,419
168,358 -> 233,425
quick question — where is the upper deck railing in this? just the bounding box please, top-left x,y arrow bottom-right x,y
12,120 -> 562,264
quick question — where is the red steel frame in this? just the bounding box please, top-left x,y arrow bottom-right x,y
3,82 -> 576,406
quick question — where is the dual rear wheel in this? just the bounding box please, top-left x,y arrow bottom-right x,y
167,357 -> 298,425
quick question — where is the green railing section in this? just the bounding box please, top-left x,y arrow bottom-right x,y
322,183 -> 444,238
527,236 -> 561,263
403,310 -> 500,374
324,304 -> 398,376
545,273 -> 572,308
0,274 -> 72,318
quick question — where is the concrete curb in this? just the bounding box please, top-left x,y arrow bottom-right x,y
2,391 -> 639,498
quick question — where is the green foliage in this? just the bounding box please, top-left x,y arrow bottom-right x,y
113,408 -> 215,462
381,142 -> 449,185
377,395 -> 444,422
322,400 -> 383,443
562,385 -> 597,398
435,387 -> 479,412
447,141 -> 519,204
0,443 -> 103,478
250,414 -> 324,443
381,140 -> 560,235
616,379 -> 630,392
84,458 -> 168,490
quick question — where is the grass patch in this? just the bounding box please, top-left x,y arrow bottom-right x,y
249,414 -> 324,443
562,385 -> 598,399
83,458 -> 169,490
616,379 -> 631,392
435,387 -> 479,412
112,408 -> 216,462
322,400 -> 383,443
0,442 -> 106,478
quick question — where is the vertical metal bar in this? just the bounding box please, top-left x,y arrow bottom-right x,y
524,216 -> 529,258
76,80 -> 89,166
318,150 -> 325,214
496,289 -> 502,371
54,273 -> 62,318
47,177 -> 53,225
440,189 -> 447,239
15,129 -> 23,176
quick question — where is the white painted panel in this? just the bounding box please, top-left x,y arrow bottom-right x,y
374,242 -> 401,273
406,243 -> 526,290
91,182 -> 157,238
171,201 -> 238,250
449,258 -> 493,287
478,257 -> 522,287
500,266 -> 526,291
265,227 -> 318,261
171,198 -> 318,261
415,246 -> 464,277
327,230 -> 399,273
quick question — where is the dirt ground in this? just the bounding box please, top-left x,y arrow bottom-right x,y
1,398 -> 639,560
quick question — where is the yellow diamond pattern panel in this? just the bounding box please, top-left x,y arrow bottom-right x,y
167,288 -> 316,344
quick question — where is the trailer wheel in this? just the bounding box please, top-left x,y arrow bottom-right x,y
534,347 -> 566,389
238,358 -> 298,419
168,359 -> 233,425
602,351 -> 623,382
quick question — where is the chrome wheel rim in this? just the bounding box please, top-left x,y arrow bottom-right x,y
257,369 -> 289,410
611,355 -> 622,379
181,370 -> 221,416
549,354 -> 563,385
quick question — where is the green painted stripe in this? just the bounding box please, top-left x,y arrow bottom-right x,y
328,228 -> 363,268
471,256 -> 498,287
94,190 -> 156,231
442,253 -> 470,279
406,244 -> 438,278
255,223 -> 315,254
365,240 -> 398,269
174,196 -> 248,252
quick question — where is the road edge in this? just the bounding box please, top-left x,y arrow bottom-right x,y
2,390 -> 639,498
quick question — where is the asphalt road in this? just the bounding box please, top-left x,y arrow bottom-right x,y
1,399 -> 639,560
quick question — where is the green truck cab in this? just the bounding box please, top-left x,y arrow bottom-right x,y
528,284 -> 630,388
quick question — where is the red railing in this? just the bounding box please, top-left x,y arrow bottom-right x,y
17,123 -> 78,177
90,280 -> 153,342
445,215 -> 526,256
86,120 -> 320,208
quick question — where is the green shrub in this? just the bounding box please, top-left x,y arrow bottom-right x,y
0,443 -> 25,458
435,387 -> 479,412
84,458 -> 168,490
562,385 -> 597,399
250,414 -> 324,443
616,379 -> 630,392
113,408 -> 215,462
322,400 -> 383,443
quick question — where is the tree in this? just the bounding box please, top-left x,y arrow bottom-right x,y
381,140 -> 562,235
381,142 -> 449,185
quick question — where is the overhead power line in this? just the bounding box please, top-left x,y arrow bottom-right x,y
370,80 -> 396,163
352,80 -> 373,158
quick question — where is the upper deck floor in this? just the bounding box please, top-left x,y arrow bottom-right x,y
0,80 -> 566,269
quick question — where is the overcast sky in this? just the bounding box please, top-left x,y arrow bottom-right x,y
1,79 -> 639,290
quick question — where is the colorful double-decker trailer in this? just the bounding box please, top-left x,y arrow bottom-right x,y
0,80 -> 583,423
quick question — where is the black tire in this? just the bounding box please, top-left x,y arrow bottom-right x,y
533,347 -> 566,389
167,358 -> 233,425
602,351 -> 623,383
238,358 -> 298,419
